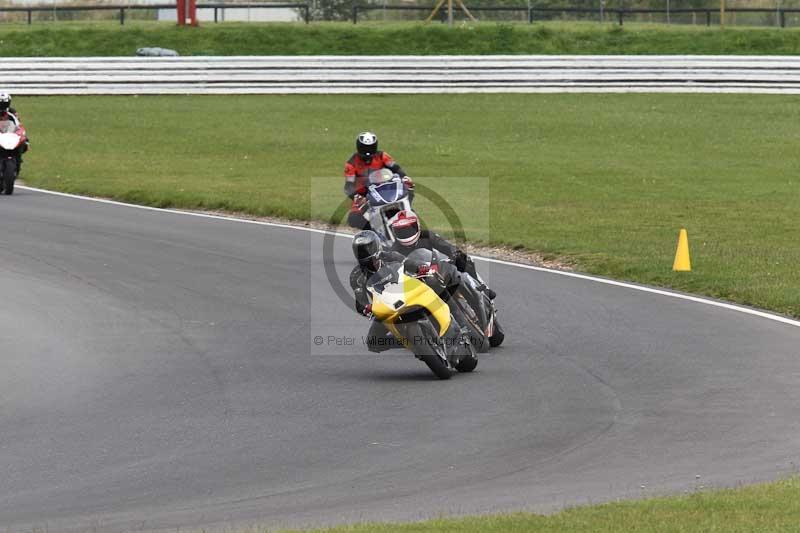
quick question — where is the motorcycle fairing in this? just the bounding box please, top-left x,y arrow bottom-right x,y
0,133 -> 21,151
369,266 -> 452,338
0,120 -> 25,151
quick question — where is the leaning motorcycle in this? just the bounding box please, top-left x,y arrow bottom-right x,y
362,171 -> 413,243
415,250 -> 504,354
367,260 -> 478,379
0,119 -> 27,195
454,269 -> 504,353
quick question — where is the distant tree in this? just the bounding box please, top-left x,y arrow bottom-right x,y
308,0 -> 356,20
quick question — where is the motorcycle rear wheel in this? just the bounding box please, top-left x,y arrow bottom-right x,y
454,343 -> 478,373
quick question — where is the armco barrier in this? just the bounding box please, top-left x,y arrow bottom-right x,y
7,55 -> 800,94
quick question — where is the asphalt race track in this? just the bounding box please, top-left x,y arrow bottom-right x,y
1,187 -> 799,532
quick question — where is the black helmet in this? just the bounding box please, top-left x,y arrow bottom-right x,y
403,248 -> 435,278
353,230 -> 382,271
356,131 -> 378,160
0,93 -> 10,114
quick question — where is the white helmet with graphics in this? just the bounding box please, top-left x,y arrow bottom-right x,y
390,210 -> 421,247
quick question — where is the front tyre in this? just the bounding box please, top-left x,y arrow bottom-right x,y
413,320 -> 455,380
489,313 -> 505,347
455,293 -> 489,353
1,158 -> 17,195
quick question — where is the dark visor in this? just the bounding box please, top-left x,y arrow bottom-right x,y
394,224 -> 418,241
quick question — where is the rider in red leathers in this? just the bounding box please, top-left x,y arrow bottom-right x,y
344,131 -> 413,230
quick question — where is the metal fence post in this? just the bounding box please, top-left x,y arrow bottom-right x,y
303,4 -> 310,23
214,7 -> 218,22
120,7 -> 125,25
27,8 -> 32,24
352,4 -> 357,23
527,5 -> 532,23
617,9 -> 623,25
780,9 -> 786,27
706,9 -> 711,25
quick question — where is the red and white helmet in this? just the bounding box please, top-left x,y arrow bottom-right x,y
391,210 -> 421,247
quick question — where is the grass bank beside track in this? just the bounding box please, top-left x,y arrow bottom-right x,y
20,94 -> 800,318
4,21 -> 800,55
281,477 -> 800,532
285,477 -> 800,532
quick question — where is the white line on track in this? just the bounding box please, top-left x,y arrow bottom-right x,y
18,185 -> 800,330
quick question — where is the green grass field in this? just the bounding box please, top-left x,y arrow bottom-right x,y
283,477 -> 800,532
19,93 -> 800,318
4,21 -> 800,55
287,477 -> 800,532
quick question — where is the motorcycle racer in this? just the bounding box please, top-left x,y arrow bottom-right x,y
0,93 -> 20,124
350,230 -> 474,356
402,247 -> 473,336
349,230 -> 407,353
0,93 -> 29,175
389,210 -> 496,300
344,132 -> 413,230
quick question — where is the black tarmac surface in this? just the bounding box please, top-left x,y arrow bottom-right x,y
1,188 -> 799,532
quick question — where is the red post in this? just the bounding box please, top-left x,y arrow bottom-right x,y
177,0 -> 198,26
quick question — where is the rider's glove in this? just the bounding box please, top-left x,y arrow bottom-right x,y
362,303 -> 373,317
401,176 -> 414,190
353,193 -> 367,209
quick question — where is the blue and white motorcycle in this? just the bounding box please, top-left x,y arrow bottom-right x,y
363,170 -> 413,244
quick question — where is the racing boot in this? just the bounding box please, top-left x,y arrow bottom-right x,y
476,282 -> 496,300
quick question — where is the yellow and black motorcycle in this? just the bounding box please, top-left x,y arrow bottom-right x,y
367,261 -> 478,379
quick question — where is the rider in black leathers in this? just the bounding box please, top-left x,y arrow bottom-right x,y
388,210 -> 496,300
401,247 -> 472,333
349,230 -> 406,352
350,230 -> 476,354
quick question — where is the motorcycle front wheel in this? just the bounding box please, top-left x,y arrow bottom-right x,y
455,292 -> 490,353
489,313 -> 505,347
0,158 -> 16,195
409,319 -> 455,380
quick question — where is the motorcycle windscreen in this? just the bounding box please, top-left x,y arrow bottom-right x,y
367,264 -> 400,290
367,181 -> 406,207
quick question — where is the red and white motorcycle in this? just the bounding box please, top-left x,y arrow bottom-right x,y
0,119 -> 27,195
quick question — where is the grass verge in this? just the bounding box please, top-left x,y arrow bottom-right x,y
19,93 -> 800,318
4,21 -> 800,55
284,477 -> 800,532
